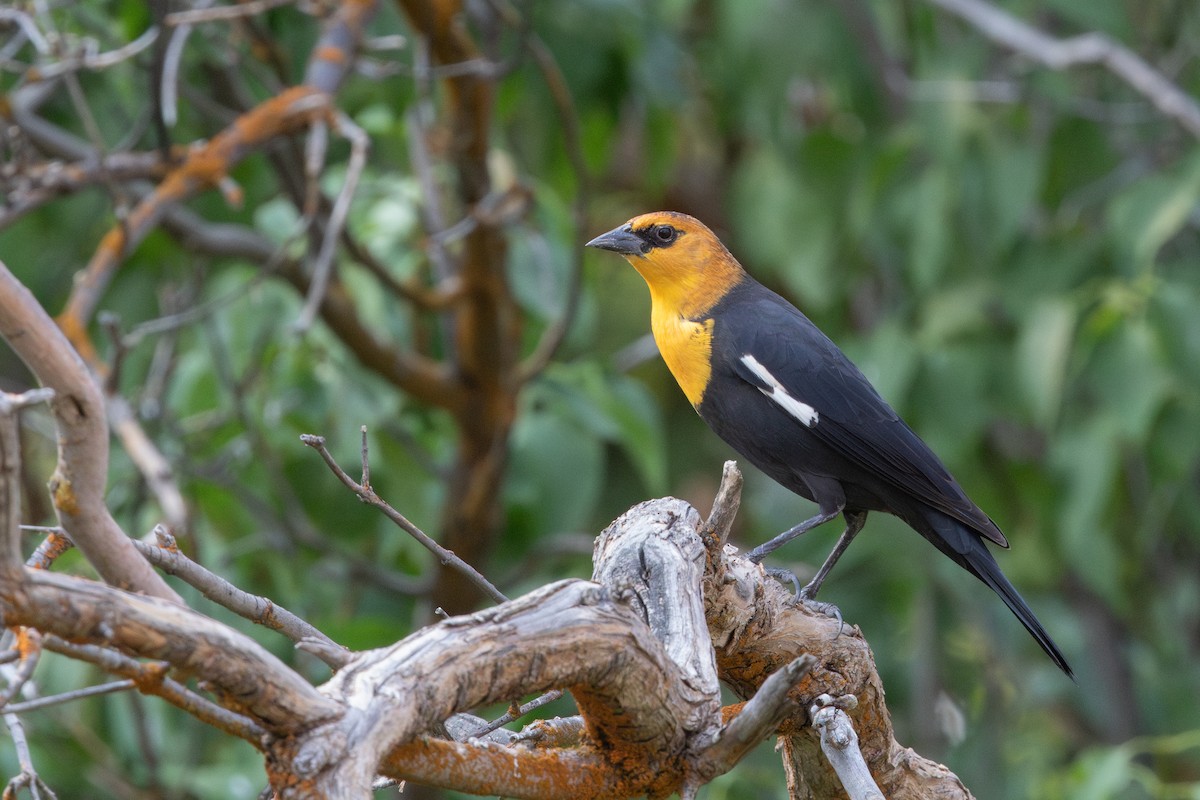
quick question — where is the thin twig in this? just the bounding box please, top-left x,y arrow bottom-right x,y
4,680 -> 136,714
41,637 -> 267,744
927,0 -> 1200,139
133,525 -> 349,669
0,390 -> 56,415
464,689 -> 564,738
165,0 -> 299,26
0,630 -> 41,707
294,112 -> 369,333
300,432 -> 508,604
3,712 -> 57,800
26,26 -> 160,80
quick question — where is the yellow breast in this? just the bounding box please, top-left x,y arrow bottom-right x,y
650,303 -> 714,408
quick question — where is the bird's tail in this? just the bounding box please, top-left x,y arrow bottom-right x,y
960,543 -> 1074,679
918,510 -> 1075,679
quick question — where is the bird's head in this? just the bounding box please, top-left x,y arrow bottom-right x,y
586,211 -> 745,317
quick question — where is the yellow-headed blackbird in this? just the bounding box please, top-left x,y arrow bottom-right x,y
587,211 -> 1072,677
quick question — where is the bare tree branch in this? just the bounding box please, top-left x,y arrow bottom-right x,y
3,679 -> 135,715
2,711 -> 57,800
2,570 -> 342,734
927,0 -> 1200,139
301,430 -> 508,605
41,636 -> 266,744
0,263 -> 180,602
700,464 -> 973,799
810,694 -> 886,800
133,526 -> 349,669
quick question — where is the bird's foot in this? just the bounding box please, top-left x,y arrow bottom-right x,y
796,581 -> 845,634
763,567 -> 803,596
795,593 -> 844,633
762,569 -> 845,633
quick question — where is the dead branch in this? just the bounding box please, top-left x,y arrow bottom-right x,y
2,569 -> 341,734
927,0 -> 1200,139
132,526 -> 348,669
281,495 -> 815,799
810,695 -> 886,800
701,463 -> 974,799
0,263 -> 179,601
288,580 -> 708,798
2,711 -> 56,800
3,387 -> 970,800
300,430 -> 506,604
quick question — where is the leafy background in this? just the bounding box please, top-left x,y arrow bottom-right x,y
1,0 -> 1199,797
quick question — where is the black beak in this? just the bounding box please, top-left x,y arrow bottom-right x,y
585,225 -> 646,256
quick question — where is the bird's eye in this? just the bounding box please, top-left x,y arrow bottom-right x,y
654,225 -> 677,244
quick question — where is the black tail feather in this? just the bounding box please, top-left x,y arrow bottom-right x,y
960,541 -> 1074,679
915,508 -> 1074,678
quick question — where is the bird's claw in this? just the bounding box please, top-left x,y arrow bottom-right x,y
764,567 -> 803,597
762,568 -> 845,635
796,593 -> 845,636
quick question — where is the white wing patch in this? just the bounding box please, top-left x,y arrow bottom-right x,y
740,354 -> 819,427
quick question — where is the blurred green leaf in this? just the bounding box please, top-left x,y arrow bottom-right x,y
906,169 -> 952,291
1050,420 -> 1121,598
508,404 -> 605,537
1017,297 -> 1077,427
1107,150 -> 1200,274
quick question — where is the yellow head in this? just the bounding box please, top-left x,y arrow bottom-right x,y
586,211 -> 745,319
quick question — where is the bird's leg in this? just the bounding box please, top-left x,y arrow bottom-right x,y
798,510 -> 868,600
746,506 -> 843,564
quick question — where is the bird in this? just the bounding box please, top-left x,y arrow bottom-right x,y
586,211 -> 1073,677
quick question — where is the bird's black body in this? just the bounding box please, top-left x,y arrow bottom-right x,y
699,279 -> 1073,677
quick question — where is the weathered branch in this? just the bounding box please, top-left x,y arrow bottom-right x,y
0,262 -> 180,601
4,390 -> 972,800
701,465 -> 973,799
132,526 -> 348,669
810,695 -> 886,800
282,503 -> 815,799
591,498 -> 723,745
1,570 -> 341,734
289,580 -> 701,798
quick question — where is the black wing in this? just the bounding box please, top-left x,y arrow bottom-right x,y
715,285 -> 1007,547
